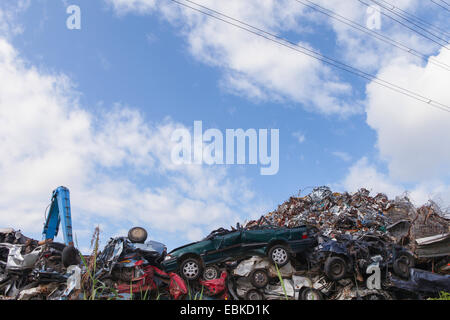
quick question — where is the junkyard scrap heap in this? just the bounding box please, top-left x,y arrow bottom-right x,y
0,186 -> 449,300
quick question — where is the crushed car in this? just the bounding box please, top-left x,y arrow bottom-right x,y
161,217 -> 317,281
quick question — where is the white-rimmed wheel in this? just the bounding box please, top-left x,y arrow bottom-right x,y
268,245 -> 290,267
180,258 -> 202,281
203,265 -> 219,280
250,269 -> 269,288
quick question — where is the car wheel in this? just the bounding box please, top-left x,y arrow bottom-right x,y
180,258 -> 202,281
250,269 -> 269,288
203,265 -> 219,281
393,253 -> 413,279
324,256 -> 347,281
246,289 -> 263,300
268,245 -> 290,267
61,245 -> 81,268
128,227 -> 148,243
300,288 -> 323,300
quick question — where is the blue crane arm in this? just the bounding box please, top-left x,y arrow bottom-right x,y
42,186 -> 74,246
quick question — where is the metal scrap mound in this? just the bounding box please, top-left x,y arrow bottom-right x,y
0,186 -> 449,300
240,186 -> 449,299
253,187 -> 448,241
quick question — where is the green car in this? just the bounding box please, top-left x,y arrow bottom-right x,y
161,218 -> 317,280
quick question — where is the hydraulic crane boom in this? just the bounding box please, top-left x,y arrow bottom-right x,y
42,186 -> 74,246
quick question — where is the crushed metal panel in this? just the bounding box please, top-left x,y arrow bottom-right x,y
415,233 -> 450,258
390,268 -> 450,294
416,233 -> 450,245
62,265 -> 81,297
232,256 -> 294,278
264,279 -> 295,299
132,240 -> 166,256
1,244 -> 43,270
386,220 -> 411,240
18,283 -> 59,300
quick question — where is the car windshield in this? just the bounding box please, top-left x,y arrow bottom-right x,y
245,216 -> 278,230
203,227 -> 235,240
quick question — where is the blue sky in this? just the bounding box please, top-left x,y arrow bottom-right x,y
0,0 -> 449,253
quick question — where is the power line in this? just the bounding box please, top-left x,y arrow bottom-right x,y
358,0 -> 450,49
431,0 -> 450,13
372,0 -> 450,38
292,0 -> 450,72
168,0 -> 450,113
366,0 -> 450,44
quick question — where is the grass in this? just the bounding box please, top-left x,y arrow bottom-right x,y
274,263 -> 289,300
186,281 -> 204,300
76,226 -> 120,300
428,291 -> 450,300
78,227 -> 100,299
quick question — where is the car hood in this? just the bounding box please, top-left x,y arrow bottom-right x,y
133,240 -> 166,255
169,241 -> 201,255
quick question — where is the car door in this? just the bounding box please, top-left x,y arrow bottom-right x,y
203,235 -> 225,263
241,229 -> 273,249
219,231 -> 242,257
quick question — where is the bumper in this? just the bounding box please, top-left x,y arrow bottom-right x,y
161,257 -> 178,272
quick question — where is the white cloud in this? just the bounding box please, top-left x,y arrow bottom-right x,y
0,1 -> 30,37
105,0 -> 363,116
106,0 -> 157,14
339,157 -> 403,197
365,49 -> 450,182
331,151 -> 352,162
0,36 -> 263,246
321,0 -> 450,212
339,158 -> 450,216
103,0 -> 448,119
292,131 -> 306,144
338,47 -> 450,213
312,0 -> 440,71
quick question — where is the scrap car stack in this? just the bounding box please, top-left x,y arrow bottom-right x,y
1,187 -> 449,300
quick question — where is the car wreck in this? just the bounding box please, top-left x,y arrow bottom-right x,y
162,217 -> 317,281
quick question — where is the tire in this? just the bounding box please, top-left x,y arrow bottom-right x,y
324,256 -> 347,281
250,269 -> 269,289
203,265 -> 219,281
246,289 -> 263,300
268,245 -> 290,267
393,253 -> 413,279
128,227 -> 148,243
300,288 -> 323,300
61,245 -> 81,268
180,258 -> 202,281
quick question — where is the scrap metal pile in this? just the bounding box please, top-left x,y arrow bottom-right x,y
0,187 -> 449,300
242,187 -> 450,299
